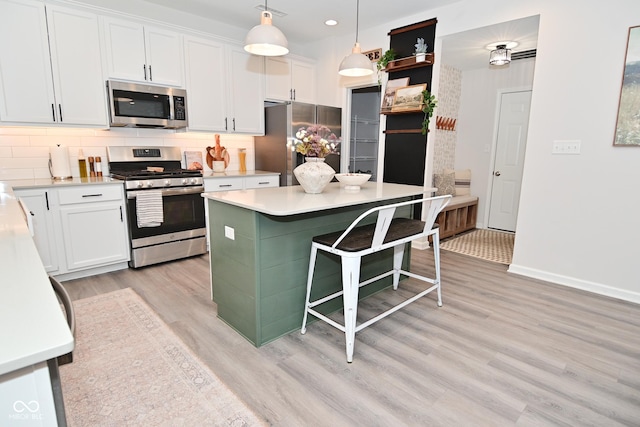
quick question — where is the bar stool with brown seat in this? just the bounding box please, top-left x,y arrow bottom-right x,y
301,195 -> 451,362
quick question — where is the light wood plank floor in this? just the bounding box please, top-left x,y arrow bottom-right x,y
62,249 -> 640,426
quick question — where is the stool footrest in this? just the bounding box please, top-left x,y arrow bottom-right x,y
306,269 -> 439,334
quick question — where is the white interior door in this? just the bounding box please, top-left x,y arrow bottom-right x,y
487,90 -> 531,232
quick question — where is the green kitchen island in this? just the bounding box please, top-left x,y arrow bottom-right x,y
203,181 -> 434,346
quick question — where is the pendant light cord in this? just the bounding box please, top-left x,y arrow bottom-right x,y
355,0 -> 360,43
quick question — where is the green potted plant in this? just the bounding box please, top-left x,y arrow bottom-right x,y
376,48 -> 395,84
421,89 -> 437,135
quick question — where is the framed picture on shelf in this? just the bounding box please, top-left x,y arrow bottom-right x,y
381,77 -> 410,113
613,25 -> 640,146
391,84 -> 426,113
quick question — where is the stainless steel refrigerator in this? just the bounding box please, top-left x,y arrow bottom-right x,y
255,102 -> 342,187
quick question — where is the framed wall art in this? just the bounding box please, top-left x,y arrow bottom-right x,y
613,25 -> 640,146
381,77 -> 409,113
391,84 -> 426,113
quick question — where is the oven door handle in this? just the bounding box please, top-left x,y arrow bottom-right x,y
127,187 -> 204,199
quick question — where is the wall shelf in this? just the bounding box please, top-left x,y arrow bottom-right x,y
383,129 -> 424,134
383,54 -> 434,73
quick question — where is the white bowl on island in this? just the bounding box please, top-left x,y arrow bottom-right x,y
335,173 -> 372,190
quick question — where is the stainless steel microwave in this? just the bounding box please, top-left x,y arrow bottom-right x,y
106,80 -> 188,129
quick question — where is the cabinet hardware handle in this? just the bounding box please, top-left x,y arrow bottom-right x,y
219,184 -> 232,188
45,192 -> 49,210
149,65 -> 152,81
258,181 -> 269,185
120,206 -> 123,222
81,193 -> 103,198
58,104 -> 63,122
292,89 -> 296,100
143,64 -> 147,80
232,118 -> 236,131
494,171 -> 501,177
51,104 -> 56,122
225,117 -> 228,131
289,89 -> 292,100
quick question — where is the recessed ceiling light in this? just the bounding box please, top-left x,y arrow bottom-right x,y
325,19 -> 338,26
485,41 -> 518,50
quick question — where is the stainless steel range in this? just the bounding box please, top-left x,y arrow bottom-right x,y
107,146 -> 206,268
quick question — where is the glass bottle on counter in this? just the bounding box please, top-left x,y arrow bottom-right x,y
95,156 -> 103,177
78,149 -> 88,178
238,148 -> 247,172
88,156 -> 96,177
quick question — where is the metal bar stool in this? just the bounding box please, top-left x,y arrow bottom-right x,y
301,195 -> 451,362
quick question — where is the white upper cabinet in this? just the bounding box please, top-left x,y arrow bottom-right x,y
185,37 -> 264,134
265,57 -> 316,104
227,46 -> 264,134
183,36 -> 227,132
0,0 -> 107,126
102,17 -> 184,87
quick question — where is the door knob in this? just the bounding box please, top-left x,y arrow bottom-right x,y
494,171 -> 501,176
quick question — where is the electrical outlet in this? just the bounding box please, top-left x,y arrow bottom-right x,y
552,140 -> 581,155
224,226 -> 235,240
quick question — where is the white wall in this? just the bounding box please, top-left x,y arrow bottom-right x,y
456,58 -> 536,228
314,0 -> 640,302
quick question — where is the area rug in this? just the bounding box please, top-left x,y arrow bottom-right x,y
439,229 -> 514,264
59,288 -> 264,427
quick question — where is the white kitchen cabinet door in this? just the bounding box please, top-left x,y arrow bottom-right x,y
59,201 -> 129,271
144,26 -> 184,86
227,46 -> 264,134
0,0 -> 57,124
46,5 -> 108,126
265,57 -> 316,104
102,17 -> 183,86
184,36 -> 227,132
101,17 -> 147,82
291,60 -> 316,104
0,1 -> 107,126
264,56 -> 291,101
14,189 -> 59,274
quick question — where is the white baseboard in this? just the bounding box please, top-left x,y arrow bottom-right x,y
508,264 -> 640,305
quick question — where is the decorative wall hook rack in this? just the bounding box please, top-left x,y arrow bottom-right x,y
436,116 -> 456,131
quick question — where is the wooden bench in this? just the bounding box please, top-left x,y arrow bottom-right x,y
434,195 -> 478,240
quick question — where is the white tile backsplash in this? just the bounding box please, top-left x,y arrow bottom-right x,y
0,127 -> 256,180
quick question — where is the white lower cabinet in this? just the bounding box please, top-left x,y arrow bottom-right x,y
14,188 -> 59,273
15,183 -> 130,280
58,185 -> 129,271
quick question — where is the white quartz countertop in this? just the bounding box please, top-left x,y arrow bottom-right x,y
0,188 -> 74,375
203,182 -> 436,216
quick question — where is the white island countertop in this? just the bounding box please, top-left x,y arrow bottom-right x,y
203,182 -> 436,216
0,186 -> 74,376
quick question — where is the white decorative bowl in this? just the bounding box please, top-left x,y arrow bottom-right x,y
335,173 -> 372,190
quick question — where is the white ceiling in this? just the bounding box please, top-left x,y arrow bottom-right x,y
140,0 -> 463,44
137,0 -> 538,71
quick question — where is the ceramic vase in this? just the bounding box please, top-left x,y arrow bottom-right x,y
293,157 -> 335,194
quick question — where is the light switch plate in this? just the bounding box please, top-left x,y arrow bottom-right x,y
224,226 -> 235,240
552,140 -> 581,154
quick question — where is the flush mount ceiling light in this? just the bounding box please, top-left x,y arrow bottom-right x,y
244,1 -> 289,57
325,19 -> 338,26
489,44 -> 512,66
338,0 -> 373,77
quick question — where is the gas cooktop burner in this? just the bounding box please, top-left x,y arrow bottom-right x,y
111,169 -> 202,180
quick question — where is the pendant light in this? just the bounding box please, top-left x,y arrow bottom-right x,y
244,1 -> 289,56
489,44 -> 511,66
338,0 -> 373,77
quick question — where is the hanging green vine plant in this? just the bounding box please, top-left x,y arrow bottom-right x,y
421,89 -> 437,135
376,49 -> 395,85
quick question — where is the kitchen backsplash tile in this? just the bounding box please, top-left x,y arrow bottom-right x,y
0,127 -> 256,180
